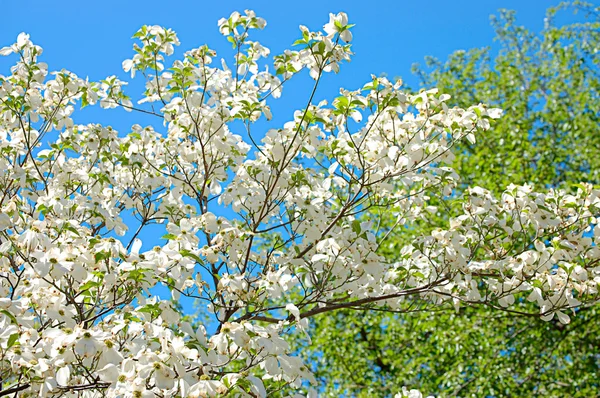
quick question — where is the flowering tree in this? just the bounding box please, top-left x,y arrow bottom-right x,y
299,2 -> 600,396
0,9 -> 599,397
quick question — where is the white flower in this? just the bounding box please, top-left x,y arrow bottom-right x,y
56,366 -> 70,386
74,332 -> 101,358
323,12 -> 352,42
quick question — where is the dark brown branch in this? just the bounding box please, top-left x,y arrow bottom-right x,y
0,383 -> 30,396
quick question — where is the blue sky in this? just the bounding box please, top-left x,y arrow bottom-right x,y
0,0 -> 563,133
1,0 -> 561,95
0,0 -> 565,318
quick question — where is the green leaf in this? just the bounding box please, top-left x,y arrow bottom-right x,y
0,309 -> 18,325
352,220 -> 361,235
7,333 -> 19,348
180,250 -> 203,264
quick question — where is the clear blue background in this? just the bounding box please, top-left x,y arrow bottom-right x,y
1,0 -> 563,106
0,0 -> 568,138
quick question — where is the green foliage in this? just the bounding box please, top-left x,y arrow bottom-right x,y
414,1 -> 600,193
303,304 -> 600,397
296,2 -> 600,396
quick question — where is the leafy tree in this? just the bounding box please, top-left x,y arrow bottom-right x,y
0,6 -> 598,398
299,2 -> 600,397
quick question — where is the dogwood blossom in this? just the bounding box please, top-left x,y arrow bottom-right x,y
0,10 -> 598,398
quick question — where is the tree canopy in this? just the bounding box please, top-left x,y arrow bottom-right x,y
298,2 -> 600,397
0,3 -> 598,397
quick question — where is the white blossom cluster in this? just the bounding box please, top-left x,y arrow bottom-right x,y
0,10 -> 597,397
